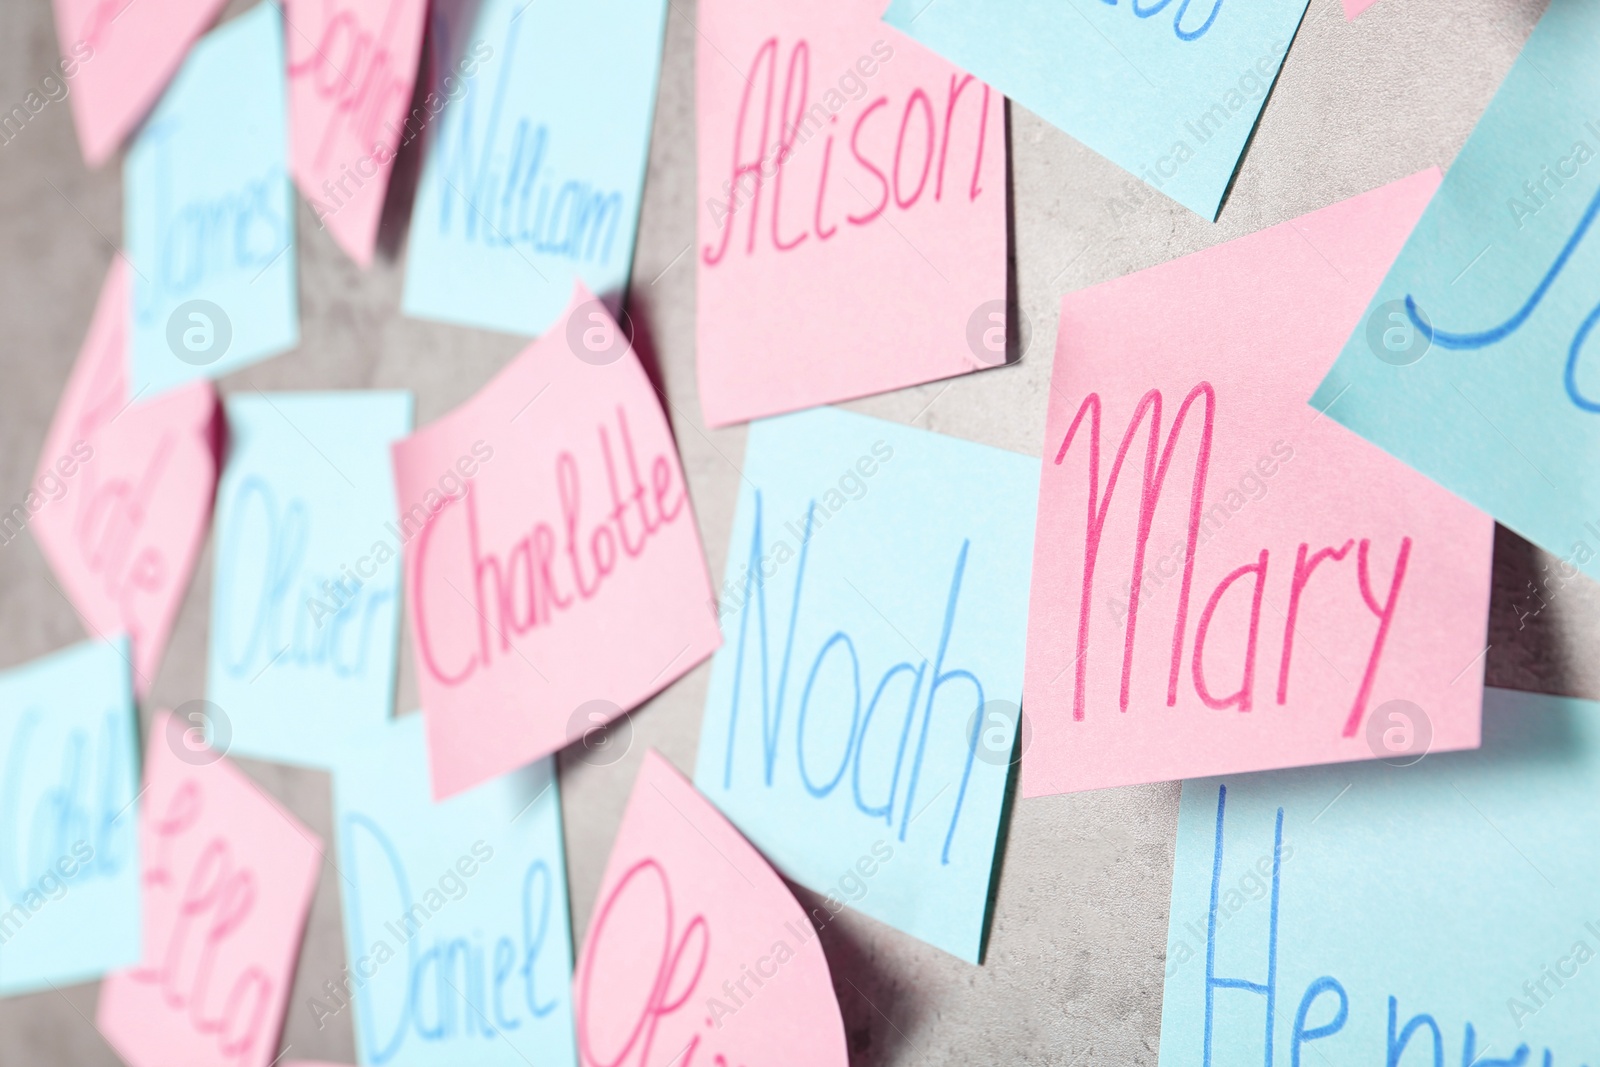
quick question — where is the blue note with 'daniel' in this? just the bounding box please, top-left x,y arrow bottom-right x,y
694,407 -> 1038,963
330,713 -> 577,1067
208,391 -> 412,770
0,637 -> 141,996
1160,687 -> 1600,1067
1311,0 -> 1600,586
125,1 -> 298,398
883,0 -> 1310,220
401,0 -> 669,336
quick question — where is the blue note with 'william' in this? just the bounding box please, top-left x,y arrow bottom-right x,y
125,1 -> 298,398
883,0 -> 1310,220
1160,687 -> 1600,1067
694,407 -> 1038,963
401,0 -> 669,336
1311,0 -> 1600,586
0,637 -> 140,996
208,391 -> 412,769
330,714 -> 576,1067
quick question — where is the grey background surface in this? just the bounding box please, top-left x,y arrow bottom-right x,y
0,0 -> 1587,1063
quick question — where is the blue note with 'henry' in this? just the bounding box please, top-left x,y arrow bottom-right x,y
1160,687 -> 1600,1066
330,714 -> 577,1067
694,407 -> 1038,963
208,391 -> 411,769
1311,0 -> 1600,585
401,0 -> 669,336
125,1 -> 298,398
0,637 -> 141,996
884,0 -> 1309,219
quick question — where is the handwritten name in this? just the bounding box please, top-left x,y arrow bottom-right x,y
717,492 -> 985,864
703,36 -> 990,265
1053,383 -> 1409,736
215,476 -> 396,679
413,406 -> 685,686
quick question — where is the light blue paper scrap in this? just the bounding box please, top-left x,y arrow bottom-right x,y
1160,687 -> 1600,1067
125,1 -> 298,397
207,391 -> 411,770
0,637 -> 141,996
694,406 -> 1039,963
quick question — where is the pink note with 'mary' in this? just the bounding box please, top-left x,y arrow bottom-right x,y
391,284 -> 721,799
695,0 -> 1008,426
573,751 -> 849,1067
1343,0 -> 1381,18
51,0 -> 228,166
29,259 -> 219,695
96,709 -> 323,1067
1023,168 -> 1495,797
284,0 -> 427,266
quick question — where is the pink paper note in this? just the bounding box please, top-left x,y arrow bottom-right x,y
573,751 -> 849,1067
1343,0 -> 1381,18
1023,168 -> 1494,797
28,259 -> 219,694
392,284 -> 721,798
695,0 -> 1008,426
52,0 -> 228,166
97,709 -> 323,1067
284,0 -> 427,266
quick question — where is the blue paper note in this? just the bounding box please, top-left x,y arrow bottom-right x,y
0,637 -> 141,996
1160,687 -> 1600,1067
208,391 -> 411,769
125,1 -> 298,398
693,407 -> 1038,962
1311,1 -> 1600,587
400,0 -> 669,336
883,0 -> 1309,219
329,714 -> 577,1067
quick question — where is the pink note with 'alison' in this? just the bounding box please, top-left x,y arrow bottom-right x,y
695,0 -> 1007,426
29,259 -> 219,695
51,0 -> 228,166
1023,168 -> 1495,798
573,751 -> 848,1067
97,709 -> 323,1067
392,284 -> 721,799
284,0 -> 427,266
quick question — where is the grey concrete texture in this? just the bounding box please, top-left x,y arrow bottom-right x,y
0,0 -> 1586,1063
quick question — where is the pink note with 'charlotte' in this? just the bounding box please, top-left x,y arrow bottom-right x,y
1023,168 -> 1495,797
285,0 -> 427,265
97,709 -> 323,1067
392,284 -> 721,798
30,259 -> 219,694
573,751 -> 848,1067
696,0 -> 1007,426
52,0 -> 228,166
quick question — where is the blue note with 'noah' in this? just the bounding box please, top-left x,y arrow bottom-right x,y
883,0 -> 1310,219
1311,0 -> 1600,586
1160,688 -> 1600,1067
208,391 -> 412,769
401,0 -> 669,336
330,714 -> 577,1067
694,407 -> 1038,963
0,637 -> 141,996
125,1 -> 298,398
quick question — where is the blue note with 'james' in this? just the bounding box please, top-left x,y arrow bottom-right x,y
208,391 -> 411,769
694,407 -> 1038,963
1160,687 -> 1600,1067
125,1 -> 298,398
883,0 -> 1309,220
401,0 -> 669,336
0,637 -> 140,996
1312,0 -> 1600,587
330,714 -> 577,1067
